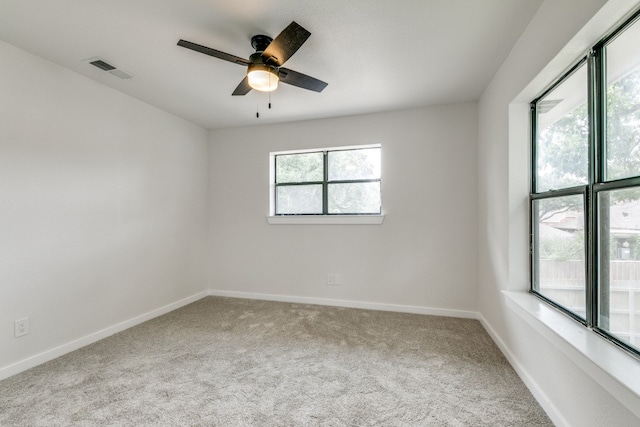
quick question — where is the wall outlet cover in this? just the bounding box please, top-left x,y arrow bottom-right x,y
15,318 -> 29,338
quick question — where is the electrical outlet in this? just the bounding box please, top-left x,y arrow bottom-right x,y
15,317 -> 29,338
327,274 -> 341,285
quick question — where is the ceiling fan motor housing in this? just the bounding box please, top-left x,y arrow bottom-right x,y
249,51 -> 278,73
251,35 -> 273,53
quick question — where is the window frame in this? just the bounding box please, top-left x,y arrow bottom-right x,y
530,188 -> 589,326
270,144 -> 382,217
530,8 -> 640,359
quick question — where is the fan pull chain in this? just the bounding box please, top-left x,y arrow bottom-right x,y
255,90 -> 273,118
269,73 -> 272,109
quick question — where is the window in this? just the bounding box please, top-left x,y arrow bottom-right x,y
271,145 -> 381,216
530,10 -> 640,357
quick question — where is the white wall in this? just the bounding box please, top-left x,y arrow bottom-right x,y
478,0 -> 640,425
0,41 -> 209,376
208,104 -> 478,314
9,1 -> 640,422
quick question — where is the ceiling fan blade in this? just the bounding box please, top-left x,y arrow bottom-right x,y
261,22 -> 311,66
177,39 -> 250,66
279,68 -> 328,93
232,76 -> 252,96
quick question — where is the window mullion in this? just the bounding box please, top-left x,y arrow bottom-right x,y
594,45 -> 607,185
587,49 -> 597,327
323,151 -> 328,215
530,103 -> 538,194
530,186 -> 585,200
275,181 -> 324,187
328,178 -> 382,185
591,44 -> 608,329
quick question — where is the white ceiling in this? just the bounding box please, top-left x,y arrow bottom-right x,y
0,0 -> 542,130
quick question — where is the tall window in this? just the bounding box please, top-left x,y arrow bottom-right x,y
272,145 -> 381,215
531,11 -> 640,357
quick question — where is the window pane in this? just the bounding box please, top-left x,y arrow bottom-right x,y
533,195 -> 586,319
328,148 -> 381,181
598,187 -> 640,351
328,182 -> 381,214
276,185 -> 322,214
606,21 -> 640,181
535,64 -> 588,192
276,152 -> 323,183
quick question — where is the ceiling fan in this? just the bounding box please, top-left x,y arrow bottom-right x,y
177,21 -> 328,96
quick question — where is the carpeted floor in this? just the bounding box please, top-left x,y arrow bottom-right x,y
0,297 -> 552,426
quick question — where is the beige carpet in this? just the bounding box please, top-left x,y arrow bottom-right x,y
0,297 -> 552,426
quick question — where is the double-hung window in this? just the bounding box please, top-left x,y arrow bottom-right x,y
272,145 -> 381,216
530,10 -> 640,357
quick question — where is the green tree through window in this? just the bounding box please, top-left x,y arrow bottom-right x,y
273,146 -> 381,215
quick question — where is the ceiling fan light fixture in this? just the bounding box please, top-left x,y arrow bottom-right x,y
247,64 -> 279,92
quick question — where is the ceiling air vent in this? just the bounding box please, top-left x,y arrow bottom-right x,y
86,57 -> 134,80
89,59 -> 116,71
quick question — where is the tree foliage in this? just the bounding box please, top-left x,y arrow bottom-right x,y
539,232 -> 584,261
537,66 -> 640,212
537,103 -> 588,192
607,68 -> 640,180
536,65 -> 640,260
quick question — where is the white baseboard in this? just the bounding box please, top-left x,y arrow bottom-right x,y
0,291 -> 208,381
477,312 -> 569,427
208,289 -> 479,319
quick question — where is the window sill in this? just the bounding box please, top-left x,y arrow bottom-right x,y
503,290 -> 640,418
266,215 -> 384,225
